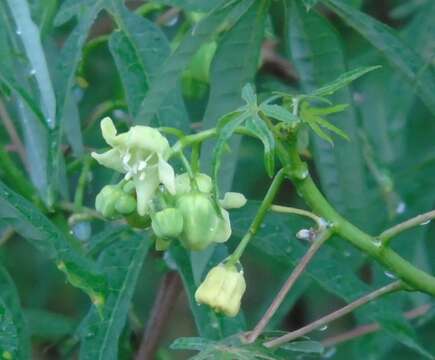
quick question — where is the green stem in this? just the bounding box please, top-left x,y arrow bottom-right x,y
228,168 -> 286,265
379,210 -> 435,245
270,204 -> 323,227
73,156 -> 92,211
277,139 -> 435,296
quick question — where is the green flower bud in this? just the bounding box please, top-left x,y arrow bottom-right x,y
151,208 -> 184,240
176,192 -> 219,250
175,172 -> 212,194
95,185 -> 136,218
195,264 -> 246,317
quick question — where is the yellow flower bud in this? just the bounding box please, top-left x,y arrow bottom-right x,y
195,264 -> 246,317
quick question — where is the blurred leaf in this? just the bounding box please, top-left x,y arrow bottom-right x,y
280,339 -> 324,354
63,95 -> 84,157
0,180 -> 106,306
108,4 -> 189,130
135,0 -> 256,125
25,308 -> 76,340
201,0 -> 267,192
0,266 -> 31,360
323,0 -> 435,116
169,245 -> 245,339
154,0 -> 226,12
79,230 -> 151,360
288,1 -> 371,229
5,0 -> 56,128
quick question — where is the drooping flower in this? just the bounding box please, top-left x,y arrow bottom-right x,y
91,117 -> 175,216
195,263 -> 246,317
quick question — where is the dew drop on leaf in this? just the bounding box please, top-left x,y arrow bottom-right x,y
395,201 -> 406,215
318,325 -> 328,332
384,271 -> 396,279
420,219 -> 431,226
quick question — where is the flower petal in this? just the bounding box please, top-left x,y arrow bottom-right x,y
100,117 -> 117,147
134,171 -> 159,216
158,155 -> 176,194
91,149 -> 124,173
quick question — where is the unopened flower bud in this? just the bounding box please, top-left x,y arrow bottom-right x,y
195,264 -> 246,317
220,192 -> 247,209
151,208 -> 184,240
95,185 -> 136,218
175,172 -> 212,194
176,192 -> 231,250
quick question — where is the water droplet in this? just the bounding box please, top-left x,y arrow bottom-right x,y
395,201 -> 406,215
260,223 -> 266,229
16,28 -> 22,35
372,238 -> 383,248
319,325 -> 328,332
353,92 -> 364,104
323,347 -> 336,359
72,221 -> 91,241
211,321 -> 219,328
29,68 -> 36,76
420,219 -> 431,226
384,271 -> 396,279
296,229 -> 311,240
343,251 -> 351,257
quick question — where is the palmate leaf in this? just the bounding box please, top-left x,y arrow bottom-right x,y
322,0 -> 435,116
231,202 -> 432,359
259,104 -> 299,124
79,230 -> 151,360
0,181 -> 107,308
107,3 -> 189,130
0,266 -> 31,360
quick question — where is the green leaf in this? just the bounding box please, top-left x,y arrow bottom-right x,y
322,0 -> 435,116
288,1 -> 370,228
212,111 -> 250,199
201,0 -> 268,200
241,83 -> 257,106
108,4 -> 189,130
170,337 -> 216,351
260,104 -> 299,124
311,66 -> 381,98
0,180 -> 107,306
244,114 -> 276,176
135,0 -> 256,124
306,118 -> 334,144
315,116 -> 350,140
169,245 -> 245,339
0,266 -> 31,360
25,309 -> 76,341
153,0 -> 226,12
79,230 -> 151,360
5,0 -> 56,128
280,339 -> 324,354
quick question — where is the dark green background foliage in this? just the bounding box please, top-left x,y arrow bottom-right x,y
0,0 -> 435,359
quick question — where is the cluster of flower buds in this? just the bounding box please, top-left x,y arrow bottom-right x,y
92,118 -> 249,316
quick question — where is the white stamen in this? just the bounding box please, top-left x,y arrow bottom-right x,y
138,160 -> 148,171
